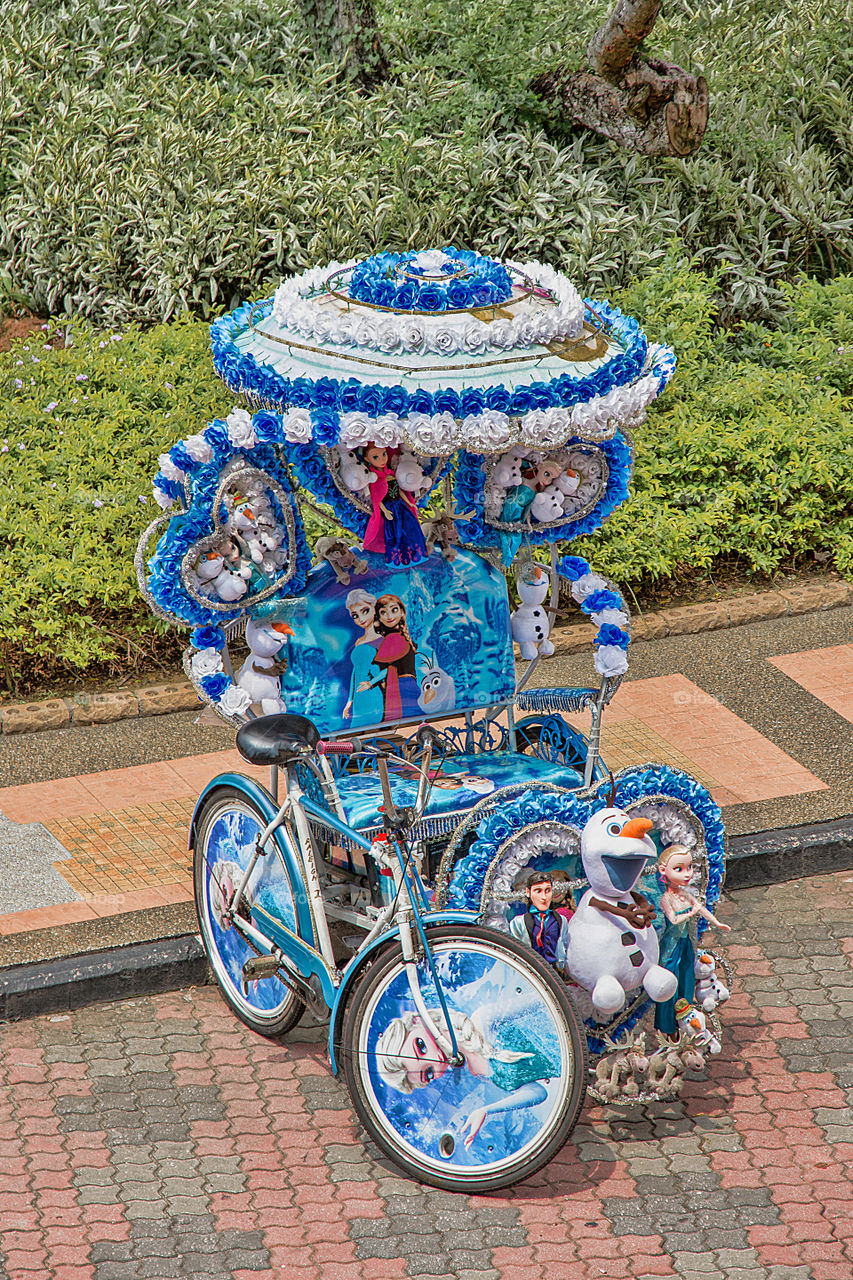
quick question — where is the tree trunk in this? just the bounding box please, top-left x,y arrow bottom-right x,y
532,0 -> 708,158
299,0 -> 389,87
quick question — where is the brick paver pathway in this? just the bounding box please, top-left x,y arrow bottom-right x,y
1,869 -> 851,1280
769,645 -> 853,727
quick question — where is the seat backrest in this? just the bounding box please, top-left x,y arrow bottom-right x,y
271,548 -> 516,737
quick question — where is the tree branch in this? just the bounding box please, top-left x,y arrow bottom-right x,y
532,0 -> 708,158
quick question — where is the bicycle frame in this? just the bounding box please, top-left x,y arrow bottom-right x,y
202,748 -> 465,1065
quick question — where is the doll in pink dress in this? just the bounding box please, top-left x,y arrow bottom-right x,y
361,444 -> 427,567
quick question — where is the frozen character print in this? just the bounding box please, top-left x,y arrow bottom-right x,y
373,594 -> 422,720
342,589 -> 386,728
362,443 -> 428,567
375,1006 -> 554,1151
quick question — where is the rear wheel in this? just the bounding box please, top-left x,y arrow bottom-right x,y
193,787 -> 306,1036
341,924 -> 587,1191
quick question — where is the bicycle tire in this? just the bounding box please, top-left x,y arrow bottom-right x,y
193,786 -> 306,1036
341,924 -> 587,1191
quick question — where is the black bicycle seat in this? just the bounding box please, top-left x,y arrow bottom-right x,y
236,714 -> 320,767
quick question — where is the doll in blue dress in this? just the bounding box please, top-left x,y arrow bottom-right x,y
655,844 -> 731,1037
341,589 -> 386,728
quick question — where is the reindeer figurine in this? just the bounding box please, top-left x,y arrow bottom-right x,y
422,502 -> 471,562
312,537 -> 368,585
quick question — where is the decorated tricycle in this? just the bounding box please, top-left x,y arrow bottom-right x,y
137,248 -> 730,1190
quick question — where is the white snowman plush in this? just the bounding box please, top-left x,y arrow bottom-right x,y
337,448 -> 373,495
492,451 -> 525,490
693,951 -> 730,1012
394,450 -> 429,497
530,484 -> 564,523
566,808 -> 678,1017
510,564 -> 555,659
676,998 -> 722,1054
236,618 -> 293,714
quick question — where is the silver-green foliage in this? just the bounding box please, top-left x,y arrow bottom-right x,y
1,0 -> 852,323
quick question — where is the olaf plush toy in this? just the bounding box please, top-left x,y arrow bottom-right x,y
510,564 -> 555,660
236,618 -> 294,715
566,807 -> 678,1017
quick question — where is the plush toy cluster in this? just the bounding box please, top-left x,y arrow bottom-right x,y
484,445 -> 604,527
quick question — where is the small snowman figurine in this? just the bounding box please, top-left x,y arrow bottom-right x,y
510,563 -> 555,660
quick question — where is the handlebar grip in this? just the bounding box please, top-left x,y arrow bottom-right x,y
317,740 -> 355,756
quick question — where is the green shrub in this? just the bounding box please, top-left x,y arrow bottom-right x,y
1,0 -> 852,324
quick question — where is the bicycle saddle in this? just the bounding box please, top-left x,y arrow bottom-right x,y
236,713 -> 320,766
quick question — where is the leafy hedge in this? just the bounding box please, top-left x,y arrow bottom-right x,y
1,262 -> 851,693
1,0 -> 852,325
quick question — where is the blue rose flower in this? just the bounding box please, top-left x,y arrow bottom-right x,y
375,281 -> 397,308
460,387 -> 485,416
485,386 -> 511,413
581,589 -> 624,615
508,387 -> 534,415
340,379 -> 362,411
191,625 -> 226,651
447,280 -> 470,309
169,443 -> 194,474
418,284 -> 444,312
290,378 -> 314,407
409,388 -> 434,415
433,388 -> 460,417
313,377 -> 339,407
253,410 -> 282,443
200,673 -> 231,700
596,624 -> 630,650
558,555 -> 590,581
395,283 -> 418,310
310,406 -> 340,446
379,384 -> 409,415
359,385 -> 384,417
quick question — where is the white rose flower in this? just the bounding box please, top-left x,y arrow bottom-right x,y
153,485 -> 175,510
183,433 -> 214,463
329,315 -> 358,347
370,413 -> 403,447
354,320 -> 376,348
375,321 -> 403,354
401,319 -> 427,353
219,685 -> 253,717
226,407 -> 256,449
428,326 -> 456,357
591,607 -> 630,629
282,407 -> 312,442
460,321 -> 489,356
488,320 -> 515,349
413,249 -> 450,273
571,572 -> 609,603
406,411 -> 456,454
477,410 -> 511,448
310,313 -> 333,345
158,453 -> 185,482
594,644 -> 629,678
192,648 -> 224,679
519,410 -> 549,445
339,411 -> 375,447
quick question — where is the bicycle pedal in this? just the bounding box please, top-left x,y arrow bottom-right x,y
242,954 -> 281,983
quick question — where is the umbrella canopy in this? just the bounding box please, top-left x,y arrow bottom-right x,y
211,248 -> 675,456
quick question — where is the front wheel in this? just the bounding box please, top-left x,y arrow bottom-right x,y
193,786 -> 306,1037
341,924 -> 587,1191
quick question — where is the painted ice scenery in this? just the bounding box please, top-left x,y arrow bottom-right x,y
202,807 -> 299,1013
269,549 -> 516,735
364,945 -> 566,1170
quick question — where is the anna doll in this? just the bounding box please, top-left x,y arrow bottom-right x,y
361,443 -> 427,567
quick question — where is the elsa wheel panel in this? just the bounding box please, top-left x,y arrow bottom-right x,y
341,924 -> 587,1192
193,787 -> 306,1036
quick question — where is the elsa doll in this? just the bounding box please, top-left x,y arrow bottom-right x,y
655,843 -> 731,1036
375,1007 -> 552,1150
342,589 -> 386,728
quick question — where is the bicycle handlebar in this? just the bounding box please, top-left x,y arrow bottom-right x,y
317,740 -> 355,756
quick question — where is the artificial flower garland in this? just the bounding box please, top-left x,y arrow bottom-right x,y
348,248 -> 513,311
271,255 -> 586,358
211,296 -> 665,450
